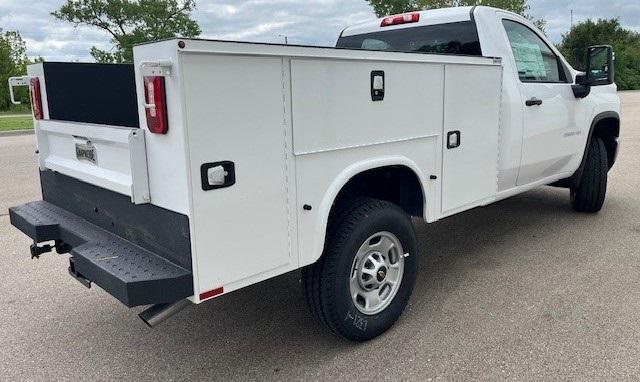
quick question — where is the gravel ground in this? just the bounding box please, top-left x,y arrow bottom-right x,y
0,93 -> 639,381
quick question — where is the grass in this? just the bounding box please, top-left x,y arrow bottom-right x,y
0,104 -> 32,115
0,116 -> 33,132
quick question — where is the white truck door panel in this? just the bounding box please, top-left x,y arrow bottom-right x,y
441,64 -> 502,214
499,18 -> 581,186
516,84 -> 580,185
181,54 -> 295,296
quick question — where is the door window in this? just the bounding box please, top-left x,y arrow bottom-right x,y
502,20 -> 564,83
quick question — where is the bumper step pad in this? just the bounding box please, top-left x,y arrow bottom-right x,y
10,201 -> 193,307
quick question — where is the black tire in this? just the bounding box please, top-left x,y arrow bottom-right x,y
571,137 -> 608,213
302,198 -> 418,341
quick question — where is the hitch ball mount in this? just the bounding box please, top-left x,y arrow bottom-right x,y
29,240 -> 72,259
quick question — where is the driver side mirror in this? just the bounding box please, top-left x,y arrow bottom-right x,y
584,45 -> 615,86
573,45 -> 614,98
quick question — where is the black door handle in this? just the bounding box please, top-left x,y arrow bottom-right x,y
526,98 -> 543,106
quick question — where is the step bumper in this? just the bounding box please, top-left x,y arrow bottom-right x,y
9,200 -> 194,307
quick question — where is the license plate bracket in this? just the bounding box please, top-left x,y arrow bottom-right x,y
75,140 -> 97,164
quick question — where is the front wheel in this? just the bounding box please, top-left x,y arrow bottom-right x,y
571,137 -> 608,213
302,199 -> 418,341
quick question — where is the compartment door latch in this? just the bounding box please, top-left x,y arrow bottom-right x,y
371,71 -> 385,101
201,161 -> 236,191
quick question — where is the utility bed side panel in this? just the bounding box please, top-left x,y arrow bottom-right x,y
291,59 -> 445,266
291,60 -> 445,154
180,53 -> 297,300
295,138 -> 440,267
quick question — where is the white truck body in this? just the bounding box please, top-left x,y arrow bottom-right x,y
10,6 -> 620,338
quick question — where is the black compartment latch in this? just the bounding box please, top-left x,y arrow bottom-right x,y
371,71 -> 385,101
201,161 -> 236,191
447,131 -> 462,149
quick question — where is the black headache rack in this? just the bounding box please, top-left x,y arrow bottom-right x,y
9,171 -> 193,308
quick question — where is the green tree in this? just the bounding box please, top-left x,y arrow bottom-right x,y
558,18 -> 640,91
367,0 -> 545,30
368,0 -> 420,16
52,0 -> 201,63
0,30 -> 29,111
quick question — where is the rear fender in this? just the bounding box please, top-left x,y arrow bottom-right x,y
304,156 -> 428,266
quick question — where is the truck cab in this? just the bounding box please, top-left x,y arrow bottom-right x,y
8,6 -> 620,341
337,6 -> 620,194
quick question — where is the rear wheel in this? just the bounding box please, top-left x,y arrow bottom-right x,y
571,137 -> 608,213
302,199 -> 418,341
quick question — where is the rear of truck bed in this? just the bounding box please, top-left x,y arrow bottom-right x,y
10,37 -> 502,316
10,61 -> 193,307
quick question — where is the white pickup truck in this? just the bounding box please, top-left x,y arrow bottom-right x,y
9,6 -> 620,341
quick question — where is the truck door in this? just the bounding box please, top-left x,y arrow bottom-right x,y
501,19 -> 582,186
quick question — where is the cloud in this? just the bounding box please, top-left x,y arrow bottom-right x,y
0,0 -> 111,61
194,0 -> 374,45
1,0 -> 639,61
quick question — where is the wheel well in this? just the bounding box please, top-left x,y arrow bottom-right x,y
593,117 -> 620,169
330,166 -> 424,219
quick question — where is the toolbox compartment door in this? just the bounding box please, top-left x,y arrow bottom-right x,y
441,64 -> 502,215
181,54 -> 295,297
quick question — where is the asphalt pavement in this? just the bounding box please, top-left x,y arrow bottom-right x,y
0,93 -> 639,381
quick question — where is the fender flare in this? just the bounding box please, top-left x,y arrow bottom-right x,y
555,111 -> 620,189
306,156 -> 428,265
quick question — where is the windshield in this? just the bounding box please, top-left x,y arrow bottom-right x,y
336,21 -> 482,56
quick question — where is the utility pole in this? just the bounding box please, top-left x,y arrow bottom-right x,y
570,9 -> 574,30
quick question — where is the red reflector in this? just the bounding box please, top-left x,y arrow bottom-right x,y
200,287 -> 224,301
381,12 -> 420,27
144,76 -> 169,134
30,77 -> 43,120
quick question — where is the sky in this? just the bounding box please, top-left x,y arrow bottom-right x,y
0,0 -> 639,62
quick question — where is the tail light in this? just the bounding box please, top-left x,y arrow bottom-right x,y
143,76 -> 168,134
29,78 -> 43,120
381,12 -> 420,27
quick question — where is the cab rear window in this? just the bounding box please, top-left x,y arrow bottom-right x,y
336,21 -> 482,56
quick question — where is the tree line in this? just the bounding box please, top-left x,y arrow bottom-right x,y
1,0 -> 639,112
0,31 -> 45,111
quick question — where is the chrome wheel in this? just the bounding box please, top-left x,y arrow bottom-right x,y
349,231 -> 405,315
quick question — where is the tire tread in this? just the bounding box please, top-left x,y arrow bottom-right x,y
572,137 -> 608,213
302,198 -> 415,341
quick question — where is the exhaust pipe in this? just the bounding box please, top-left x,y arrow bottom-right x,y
139,299 -> 191,328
